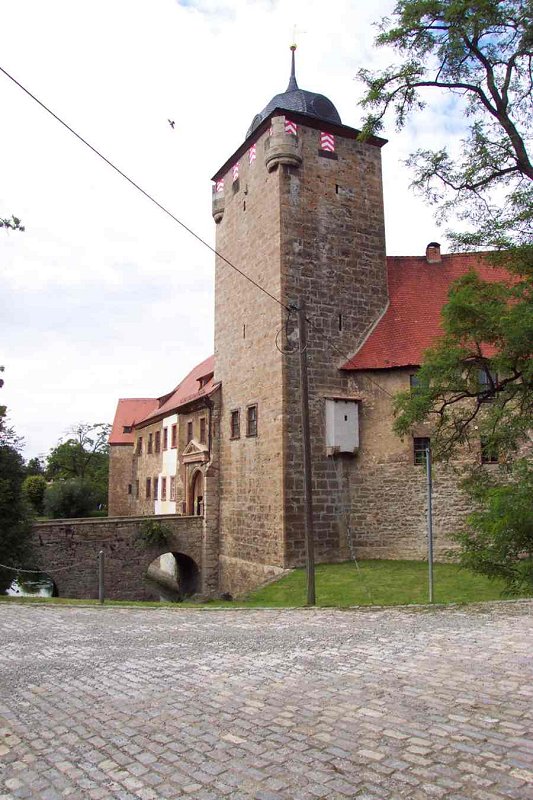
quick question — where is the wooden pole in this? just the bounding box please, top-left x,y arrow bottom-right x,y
297,298 -> 316,606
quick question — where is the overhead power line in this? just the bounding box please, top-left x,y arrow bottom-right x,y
1,65 -> 392,399
0,65 -> 288,312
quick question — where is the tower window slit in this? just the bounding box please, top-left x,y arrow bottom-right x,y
338,313 -> 343,331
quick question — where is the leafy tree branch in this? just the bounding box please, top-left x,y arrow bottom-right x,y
358,0 -> 532,247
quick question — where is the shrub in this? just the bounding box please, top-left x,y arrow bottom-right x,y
454,459 -> 533,595
43,480 -> 96,519
22,474 -> 47,515
137,519 -> 171,548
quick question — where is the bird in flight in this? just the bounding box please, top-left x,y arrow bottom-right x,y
168,119 -> 175,129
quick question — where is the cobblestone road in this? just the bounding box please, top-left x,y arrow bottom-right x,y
0,602 -> 532,800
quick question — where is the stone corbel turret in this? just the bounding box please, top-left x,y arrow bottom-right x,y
264,115 -> 302,173
212,185 -> 225,224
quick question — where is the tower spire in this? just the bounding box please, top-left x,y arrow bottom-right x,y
287,44 -> 298,92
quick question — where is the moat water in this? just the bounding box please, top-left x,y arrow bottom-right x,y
6,574 -> 54,597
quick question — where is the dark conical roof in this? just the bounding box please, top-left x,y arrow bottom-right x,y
246,46 -> 342,138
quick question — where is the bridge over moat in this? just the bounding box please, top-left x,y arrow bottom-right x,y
30,514 -> 218,601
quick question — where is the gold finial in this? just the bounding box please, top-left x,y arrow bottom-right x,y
291,24 -> 298,50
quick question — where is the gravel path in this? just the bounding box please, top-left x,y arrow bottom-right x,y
0,602 -> 532,799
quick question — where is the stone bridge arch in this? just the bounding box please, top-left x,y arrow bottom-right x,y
29,514 -> 218,601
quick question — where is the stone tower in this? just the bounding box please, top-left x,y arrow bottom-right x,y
212,49 -> 388,594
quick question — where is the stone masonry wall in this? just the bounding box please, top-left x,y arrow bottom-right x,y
279,121 -> 388,567
30,515 -> 210,601
131,419 -> 166,515
108,445 -> 135,517
344,369 -> 483,559
213,122 -> 286,572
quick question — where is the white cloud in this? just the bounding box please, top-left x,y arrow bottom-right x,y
0,0 -> 467,457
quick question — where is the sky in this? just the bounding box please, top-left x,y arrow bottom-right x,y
0,0 -> 467,460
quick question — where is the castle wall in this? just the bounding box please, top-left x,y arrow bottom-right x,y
343,369 -> 476,560
108,445 -> 135,516
213,124 -> 286,577
131,419 -> 166,515
278,121 -> 388,566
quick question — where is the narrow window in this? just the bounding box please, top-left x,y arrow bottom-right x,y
230,410 -> 240,439
146,477 -> 151,499
155,430 -> 161,454
170,476 -> 176,501
338,313 -> 343,332
163,427 -> 168,450
481,438 -> 499,464
153,477 -> 158,500
243,200 -> 246,211
413,437 -> 430,466
135,480 -> 139,499
243,323 -> 246,339
187,420 -> 193,443
171,423 -> 177,448
479,368 -> 497,402
161,477 -> 167,501
148,433 -> 153,454
199,417 -> 207,444
136,437 -> 143,455
246,404 -> 258,437
127,483 -> 132,495
410,373 -> 421,390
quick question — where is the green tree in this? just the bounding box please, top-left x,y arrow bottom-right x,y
360,0 -> 533,589
454,459 -> 533,594
25,456 -> 45,476
46,423 -> 110,508
22,474 -> 48,516
358,0 -> 532,248
43,479 -> 97,519
393,263 -> 533,459
359,0 -> 533,456
0,422 -> 32,594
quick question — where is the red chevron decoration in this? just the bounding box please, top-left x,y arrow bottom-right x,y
285,119 -> 298,136
249,143 -> 256,164
320,132 -> 335,152
232,163 -> 239,181
215,179 -> 224,194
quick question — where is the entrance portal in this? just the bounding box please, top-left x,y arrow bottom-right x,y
190,470 -> 204,516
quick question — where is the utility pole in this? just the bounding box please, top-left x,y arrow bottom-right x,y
426,446 -> 434,603
296,298 -> 316,605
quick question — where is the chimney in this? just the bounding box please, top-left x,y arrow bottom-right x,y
426,242 -> 442,264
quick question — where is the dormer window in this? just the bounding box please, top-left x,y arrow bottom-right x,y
122,425 -> 133,434
197,372 -> 214,390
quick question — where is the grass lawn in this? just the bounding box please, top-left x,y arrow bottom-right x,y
241,560 -> 530,607
1,560 -> 530,609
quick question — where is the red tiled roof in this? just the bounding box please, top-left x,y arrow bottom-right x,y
109,398 -> 159,445
343,253 -> 512,370
136,355 -> 217,427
